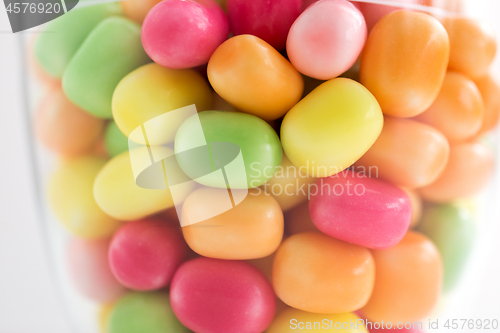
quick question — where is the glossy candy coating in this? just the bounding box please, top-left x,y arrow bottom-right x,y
273,232 -> 375,313
355,117 -> 450,189
48,156 -> 120,239
207,35 -> 303,121
227,0 -> 301,50
109,219 -> 188,291
360,10 -> 450,117
417,203 -> 475,292
287,0 -> 366,80
474,74 -> 500,133
63,17 -> 150,118
67,238 -> 124,302
104,121 -> 129,157
35,85 -> 104,156
93,149 -> 184,220
443,17 -> 497,79
419,141 -> 495,202
263,154 -> 316,211
281,78 -> 383,177
414,72 -> 484,143
108,292 -> 188,333
142,0 -> 229,69
268,309 -> 368,333
121,0 -> 162,23
175,111 -> 283,189
34,3 -> 122,77
170,257 -> 276,333
309,171 -> 412,249
181,188 -> 284,260
112,63 -> 212,145
361,231 -> 442,325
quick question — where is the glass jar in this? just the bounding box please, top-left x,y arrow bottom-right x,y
24,0 -> 500,332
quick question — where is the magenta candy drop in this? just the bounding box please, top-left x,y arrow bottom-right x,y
170,257 -> 276,333
309,171 -> 412,249
108,218 -> 188,291
287,0 -> 366,80
227,0 -> 302,50
67,238 -> 125,302
142,0 -> 229,68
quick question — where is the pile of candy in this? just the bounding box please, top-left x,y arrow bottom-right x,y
31,0 -> 498,332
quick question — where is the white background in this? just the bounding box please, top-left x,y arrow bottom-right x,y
1,1 -> 500,333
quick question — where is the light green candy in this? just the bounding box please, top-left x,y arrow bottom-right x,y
34,3 -> 122,78
105,121 -> 128,157
108,293 -> 189,333
62,17 -> 150,119
417,203 -> 476,293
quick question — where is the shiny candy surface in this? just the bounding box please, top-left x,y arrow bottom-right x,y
175,111 -> 283,189
207,35 -> 303,121
355,117 -> 450,189
170,257 -> 276,333
419,141 -> 495,202
112,63 -> 212,145
63,17 -> 150,118
109,219 -> 188,291
35,85 -> 104,156
444,17 -> 497,79
48,156 -> 120,239
417,203 -> 475,292
268,309 -> 368,333
281,78 -> 383,177
93,149 -> 184,220
309,171 -> 412,249
142,0 -> 229,69
474,74 -> 500,133
34,3 -> 122,77
108,292 -> 188,333
361,231 -> 442,325
414,72 -> 484,143
67,238 -> 124,302
181,188 -> 283,259
287,0 -> 366,80
360,10 -> 450,117
273,232 -> 375,313
227,0 -> 301,50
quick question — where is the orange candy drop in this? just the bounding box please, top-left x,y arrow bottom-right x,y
34,85 -> 104,156
419,141 -> 495,202
361,231 -> 443,325
443,17 -> 497,79
355,117 -> 450,189
414,71 -> 485,143
360,10 -> 449,118
272,232 -> 375,314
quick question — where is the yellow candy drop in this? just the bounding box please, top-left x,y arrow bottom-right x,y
112,63 -> 212,145
281,78 -> 383,177
93,147 -> 191,220
48,156 -> 120,239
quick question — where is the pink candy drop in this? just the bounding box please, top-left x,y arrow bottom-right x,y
287,0 -> 367,80
108,218 -> 187,291
142,0 -> 229,69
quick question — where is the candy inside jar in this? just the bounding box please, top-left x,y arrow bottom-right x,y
27,0 -> 499,332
